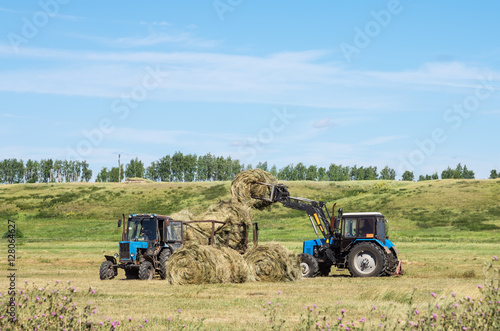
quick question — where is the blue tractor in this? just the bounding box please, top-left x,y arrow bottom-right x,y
100,214 -> 183,280
252,183 -> 402,277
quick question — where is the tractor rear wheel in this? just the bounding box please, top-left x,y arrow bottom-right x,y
158,249 -> 171,280
385,251 -> 398,276
299,253 -> 319,278
348,242 -> 386,277
99,261 -> 116,280
138,261 -> 154,280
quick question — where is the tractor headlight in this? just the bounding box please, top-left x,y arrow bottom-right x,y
114,253 -> 119,258
130,253 -> 135,258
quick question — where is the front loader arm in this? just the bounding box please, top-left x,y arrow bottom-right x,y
252,183 -> 333,239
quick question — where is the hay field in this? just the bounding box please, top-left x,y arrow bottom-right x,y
2,240 -> 497,330
1,178 -> 499,329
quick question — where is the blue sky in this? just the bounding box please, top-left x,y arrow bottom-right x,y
1,1 -> 499,180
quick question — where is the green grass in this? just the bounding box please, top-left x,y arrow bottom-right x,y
1,179 -> 499,242
1,179 -> 499,329
2,241 -> 498,330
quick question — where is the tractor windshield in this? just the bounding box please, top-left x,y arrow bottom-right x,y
127,218 -> 157,242
376,218 -> 387,243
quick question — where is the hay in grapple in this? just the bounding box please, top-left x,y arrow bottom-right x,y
166,243 -> 254,285
230,169 -> 278,210
244,244 -> 301,282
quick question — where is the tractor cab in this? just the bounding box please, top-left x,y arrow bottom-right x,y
100,214 -> 184,281
339,212 -> 392,251
341,212 -> 387,240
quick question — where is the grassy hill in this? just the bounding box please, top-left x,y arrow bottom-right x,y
1,179 -> 499,242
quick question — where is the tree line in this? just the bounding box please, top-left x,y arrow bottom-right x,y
2,155 -> 496,184
0,159 -> 92,184
95,153 -> 246,183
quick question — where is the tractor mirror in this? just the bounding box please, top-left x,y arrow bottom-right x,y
118,219 -> 122,227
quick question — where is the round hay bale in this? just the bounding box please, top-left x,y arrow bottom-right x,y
244,244 -> 301,282
231,169 -> 278,210
220,247 -> 255,283
166,243 -> 231,285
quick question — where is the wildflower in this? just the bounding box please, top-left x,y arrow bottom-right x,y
276,303 -> 281,307
129,317 -> 132,322
451,292 -> 456,297
56,280 -> 60,284
178,309 -> 182,313
494,256 -> 498,261
359,318 -> 366,323
414,309 -> 419,315
313,304 -> 317,309
478,285 -> 483,289
145,319 -> 148,323
431,292 -> 436,297
372,305 -> 377,310
278,291 -> 282,295
268,301 -> 272,305
436,304 -> 441,309
341,309 -> 346,314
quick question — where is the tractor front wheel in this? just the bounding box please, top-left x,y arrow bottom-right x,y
299,253 -> 319,278
348,242 -> 386,277
138,261 -> 155,280
99,261 -> 116,280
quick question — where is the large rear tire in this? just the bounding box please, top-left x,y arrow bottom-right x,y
138,261 -> 154,280
299,253 -> 319,278
158,249 -> 171,280
99,261 -> 116,280
348,242 -> 386,277
385,250 -> 399,276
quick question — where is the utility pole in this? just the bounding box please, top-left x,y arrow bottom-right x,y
118,154 -> 121,183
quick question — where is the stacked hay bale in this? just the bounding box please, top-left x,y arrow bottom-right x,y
244,244 -> 301,282
166,169 -> 301,284
166,243 -> 255,285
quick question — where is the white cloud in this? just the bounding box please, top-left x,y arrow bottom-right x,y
0,45 -> 498,111
313,118 -> 335,129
